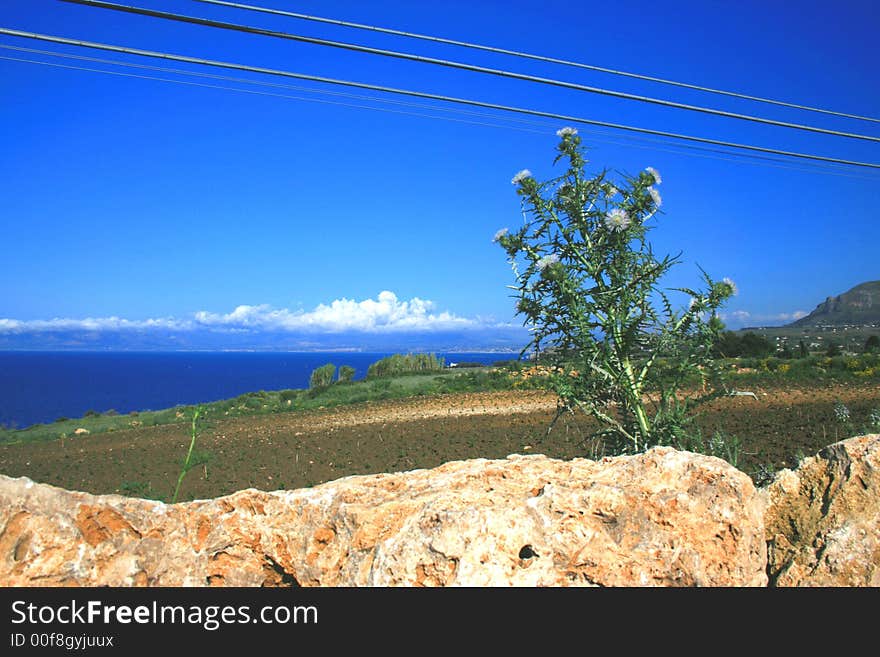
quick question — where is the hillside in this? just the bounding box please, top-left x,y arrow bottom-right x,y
789,280 -> 880,327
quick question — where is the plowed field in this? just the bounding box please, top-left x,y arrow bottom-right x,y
1,382 -> 877,501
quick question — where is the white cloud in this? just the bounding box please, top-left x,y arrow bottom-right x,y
0,316 -> 189,333
195,291 -> 476,332
0,291 -> 479,334
724,310 -> 754,323
720,309 -> 808,327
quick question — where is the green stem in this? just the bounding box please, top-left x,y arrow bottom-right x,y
613,312 -> 650,450
171,407 -> 201,504
622,356 -> 651,450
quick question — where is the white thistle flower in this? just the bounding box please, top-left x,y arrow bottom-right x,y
604,209 -> 631,232
645,167 -> 662,185
556,126 -> 578,137
833,401 -> 850,424
648,186 -> 662,207
493,227 -> 509,243
536,254 -> 560,271
723,277 -> 738,296
511,169 -> 532,185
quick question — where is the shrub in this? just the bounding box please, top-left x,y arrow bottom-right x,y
366,353 -> 445,379
338,365 -> 356,383
244,397 -> 264,410
309,363 -> 336,389
713,332 -> 775,358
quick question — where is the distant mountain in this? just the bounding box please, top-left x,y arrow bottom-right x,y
788,280 -> 880,327
0,326 -> 530,353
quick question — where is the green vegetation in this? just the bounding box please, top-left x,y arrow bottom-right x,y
828,400 -> 880,443
727,353 -> 880,383
366,353 -> 446,379
672,429 -> 742,468
498,129 -> 733,454
338,365 -> 356,383
712,331 -> 775,358
171,406 -> 206,504
309,363 -> 336,389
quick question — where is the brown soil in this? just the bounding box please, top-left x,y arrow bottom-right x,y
1,383 -> 877,502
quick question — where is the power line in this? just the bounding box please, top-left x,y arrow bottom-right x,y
0,43 -> 557,131
2,27 -> 879,170
59,0 -> 880,145
0,54 -> 556,136
6,43 -> 878,182
192,0 -> 880,126
4,57 -> 879,183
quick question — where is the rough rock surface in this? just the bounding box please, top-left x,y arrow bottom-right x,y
0,447 -> 766,587
763,433 -> 879,587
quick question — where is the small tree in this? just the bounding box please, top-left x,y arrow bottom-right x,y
366,353 -> 445,379
711,331 -> 743,358
865,335 -> 880,354
309,363 -> 336,389
496,128 -> 734,454
738,332 -> 774,357
338,365 -> 356,383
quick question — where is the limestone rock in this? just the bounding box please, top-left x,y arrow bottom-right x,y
763,433 -> 880,587
0,448 -> 766,587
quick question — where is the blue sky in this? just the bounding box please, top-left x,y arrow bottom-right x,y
1,0 -> 878,350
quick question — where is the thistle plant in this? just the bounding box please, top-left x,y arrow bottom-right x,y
496,128 -> 735,454
833,401 -> 851,425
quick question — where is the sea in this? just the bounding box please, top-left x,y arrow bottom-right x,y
0,351 -> 518,430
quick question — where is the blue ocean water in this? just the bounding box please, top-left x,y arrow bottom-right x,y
0,351 -> 515,429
